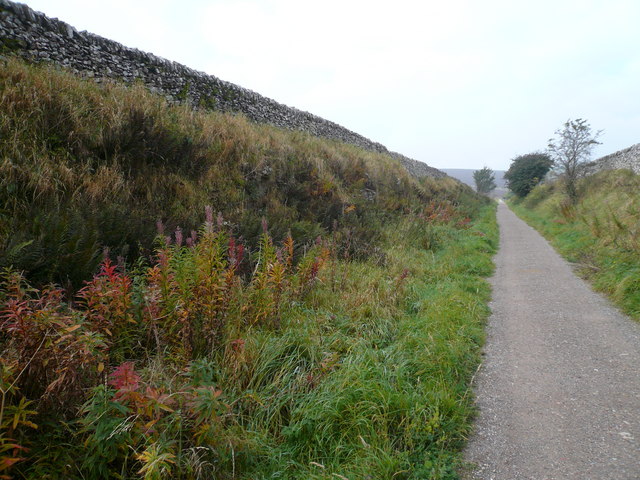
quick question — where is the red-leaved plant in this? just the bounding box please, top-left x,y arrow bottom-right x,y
1,271 -> 106,409
77,258 -> 134,340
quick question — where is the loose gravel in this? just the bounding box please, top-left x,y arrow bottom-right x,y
463,201 -> 640,479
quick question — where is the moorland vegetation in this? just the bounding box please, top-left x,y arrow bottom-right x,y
0,58 -> 497,479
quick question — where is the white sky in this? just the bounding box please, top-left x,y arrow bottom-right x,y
24,0 -> 640,170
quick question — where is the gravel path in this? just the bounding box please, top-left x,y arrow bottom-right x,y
463,201 -> 640,479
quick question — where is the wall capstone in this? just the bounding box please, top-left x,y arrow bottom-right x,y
0,0 -> 445,178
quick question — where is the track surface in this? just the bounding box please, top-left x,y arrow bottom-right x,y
463,202 -> 640,479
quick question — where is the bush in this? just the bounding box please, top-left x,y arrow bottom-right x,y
504,152 -> 552,197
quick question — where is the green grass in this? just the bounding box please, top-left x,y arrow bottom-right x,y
2,206 -> 498,480
510,169 -> 640,318
0,56 -> 498,479
252,206 -> 498,479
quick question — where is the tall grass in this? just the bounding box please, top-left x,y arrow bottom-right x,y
1,204 -> 497,479
510,169 -> 640,318
0,56 -> 497,479
0,57 -> 477,288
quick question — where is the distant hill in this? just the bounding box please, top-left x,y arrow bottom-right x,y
441,169 -> 507,189
441,168 -> 508,198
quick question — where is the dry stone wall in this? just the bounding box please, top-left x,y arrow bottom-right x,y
0,0 -> 444,178
589,143 -> 640,175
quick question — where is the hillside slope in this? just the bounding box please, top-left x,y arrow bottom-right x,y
0,58 -> 498,479
0,58 -> 475,287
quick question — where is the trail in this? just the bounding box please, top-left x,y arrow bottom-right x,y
463,201 -> 640,479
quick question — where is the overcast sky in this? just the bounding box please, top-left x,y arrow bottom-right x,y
24,0 -> 640,170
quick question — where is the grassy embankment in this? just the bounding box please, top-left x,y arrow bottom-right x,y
510,169 -> 640,318
0,58 -> 497,479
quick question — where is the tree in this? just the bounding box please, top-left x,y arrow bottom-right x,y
473,167 -> 497,194
504,152 -> 553,197
547,118 -> 602,202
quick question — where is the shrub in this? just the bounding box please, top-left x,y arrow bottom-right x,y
504,152 -> 553,197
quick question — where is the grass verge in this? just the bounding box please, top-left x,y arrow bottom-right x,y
509,169 -> 640,319
1,204 -> 497,479
0,55 -> 498,479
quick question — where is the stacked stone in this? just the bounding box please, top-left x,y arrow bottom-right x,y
390,152 -> 445,178
0,0 -> 446,178
590,143 -> 640,175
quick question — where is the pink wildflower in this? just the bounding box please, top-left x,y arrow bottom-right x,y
205,205 -> 214,225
